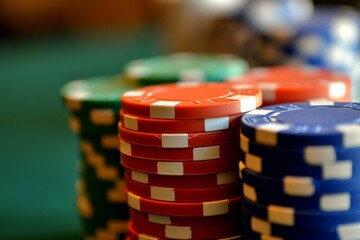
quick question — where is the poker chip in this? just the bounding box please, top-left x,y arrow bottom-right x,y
129,209 -> 241,227
243,181 -> 360,212
243,151 -> 360,180
119,139 -> 240,161
240,134 -> 360,171
241,166 -> 360,197
121,82 -> 262,119
126,178 -> 242,202
241,101 -> 360,148
121,154 -> 240,176
124,53 -> 248,85
242,212 -> 345,240
243,198 -> 360,229
228,66 -> 352,106
119,123 -> 239,148
60,75 -> 132,110
120,110 -> 243,133
127,221 -> 242,240
125,169 -> 240,188
125,190 -> 242,217
131,215 -> 242,239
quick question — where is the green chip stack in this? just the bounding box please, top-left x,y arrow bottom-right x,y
60,75 -> 135,240
124,53 -> 248,86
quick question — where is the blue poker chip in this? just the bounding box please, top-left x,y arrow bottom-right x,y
243,198 -> 360,229
241,134 -> 360,180
241,102 -> 360,148
243,182 -> 360,212
242,207 -> 355,240
241,167 -> 360,197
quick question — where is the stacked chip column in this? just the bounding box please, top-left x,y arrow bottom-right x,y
119,82 -> 262,240
239,101 -> 360,239
61,76 -> 136,240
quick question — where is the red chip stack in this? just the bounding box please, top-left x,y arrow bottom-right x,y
118,82 -> 263,239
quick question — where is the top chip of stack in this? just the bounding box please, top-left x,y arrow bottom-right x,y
123,53 -> 248,86
227,66 -> 352,106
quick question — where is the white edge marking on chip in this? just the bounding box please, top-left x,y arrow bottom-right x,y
157,162 -> 184,175
127,192 -> 141,210
268,205 -> 295,226
204,116 -> 229,131
148,213 -> 171,224
323,160 -> 353,180
150,101 -> 181,119
337,222 -> 360,239
165,225 -> 192,239
161,134 -> 189,148
218,172 -> 238,185
203,199 -> 229,216
119,140 -> 132,155
257,83 -> 278,102
240,134 -> 250,152
243,183 -> 257,202
304,145 -> 336,165
283,176 -> 315,196
193,145 -> 219,160
335,124 -> 360,148
320,193 -> 350,211
151,186 -> 175,201
329,82 -> 346,98
256,123 -> 291,146
246,109 -> 274,115
246,153 -> 263,173
139,233 -> 158,240
90,109 -> 115,125
228,95 -> 257,113
251,216 -> 271,235
123,114 -> 138,131
309,100 -> 334,106
131,170 -> 149,184
238,162 -> 245,180
123,90 -> 144,97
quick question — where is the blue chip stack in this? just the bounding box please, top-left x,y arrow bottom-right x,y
288,7 -> 360,102
239,101 -> 360,239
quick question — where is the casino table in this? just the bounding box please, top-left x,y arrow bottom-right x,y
0,30 -> 163,239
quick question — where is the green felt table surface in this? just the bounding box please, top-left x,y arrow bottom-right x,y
0,29 -> 163,239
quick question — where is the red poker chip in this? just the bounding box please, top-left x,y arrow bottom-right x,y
125,169 -> 240,188
125,190 -> 243,217
228,66 -> 351,106
120,110 -> 243,133
131,214 -> 242,239
119,123 -> 239,148
121,82 -> 262,119
125,178 -> 242,202
119,139 -> 240,161
121,154 -> 240,176
127,221 -> 242,240
129,208 -> 242,227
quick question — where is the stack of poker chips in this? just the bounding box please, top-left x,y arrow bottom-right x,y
239,101 -> 360,239
60,75 -> 137,240
227,66 -> 352,106
119,82 -> 263,239
286,7 -> 360,102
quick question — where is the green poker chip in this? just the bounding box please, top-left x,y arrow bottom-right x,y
124,53 -> 248,85
60,74 -> 136,111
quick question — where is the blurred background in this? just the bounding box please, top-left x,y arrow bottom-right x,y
0,0 -> 359,239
